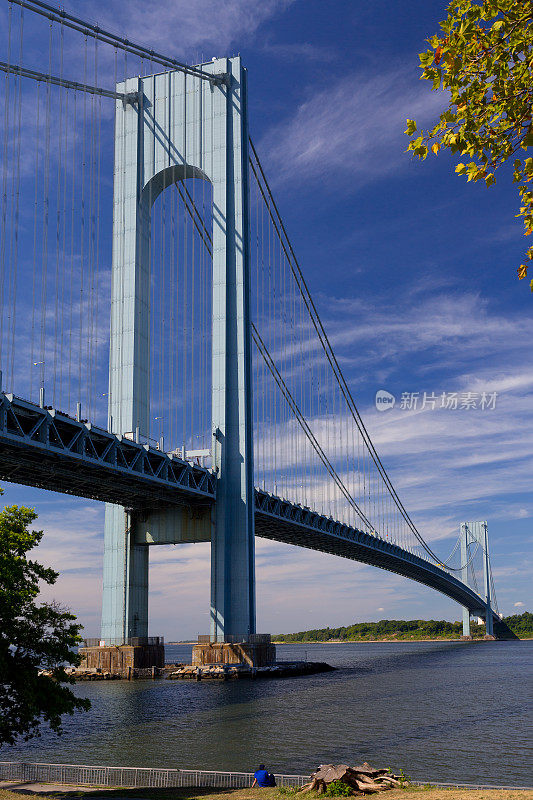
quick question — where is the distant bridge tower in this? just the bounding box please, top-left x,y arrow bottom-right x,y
460,521 -> 494,638
101,58 -> 255,645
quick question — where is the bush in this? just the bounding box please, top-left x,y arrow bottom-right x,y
325,781 -> 354,796
398,769 -> 412,788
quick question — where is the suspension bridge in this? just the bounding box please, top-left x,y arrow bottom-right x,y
0,0 -> 516,656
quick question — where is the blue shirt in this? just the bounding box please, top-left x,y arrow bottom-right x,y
254,770 -> 270,787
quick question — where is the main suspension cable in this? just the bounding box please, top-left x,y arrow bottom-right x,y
248,138 -> 465,571
5,0 -> 227,85
252,323 -> 374,531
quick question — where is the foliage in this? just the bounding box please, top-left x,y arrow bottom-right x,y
324,781 -> 354,797
398,769 -> 412,788
501,610 -> 533,635
405,0 -> 533,286
274,612 -> 532,642
0,489 -> 90,746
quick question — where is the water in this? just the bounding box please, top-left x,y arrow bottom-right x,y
3,642 -> 532,785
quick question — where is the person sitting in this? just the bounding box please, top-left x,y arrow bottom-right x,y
252,764 -> 276,787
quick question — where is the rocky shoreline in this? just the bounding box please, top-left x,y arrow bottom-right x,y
67,661 -> 335,681
168,660 -> 334,680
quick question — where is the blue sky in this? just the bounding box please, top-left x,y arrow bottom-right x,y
1,0 -> 531,638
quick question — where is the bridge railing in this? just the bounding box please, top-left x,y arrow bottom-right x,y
197,634 -> 271,644
81,637 -> 164,647
0,762 -> 308,789
0,762 -> 530,791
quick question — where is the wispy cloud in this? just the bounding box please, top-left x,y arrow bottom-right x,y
260,40 -> 336,63
315,289 -> 533,392
259,67 -> 443,189
88,0 -> 294,60
320,287 -> 533,513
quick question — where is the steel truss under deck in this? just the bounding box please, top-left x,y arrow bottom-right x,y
0,392 -> 215,509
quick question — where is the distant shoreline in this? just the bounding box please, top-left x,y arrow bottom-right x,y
272,637 -> 533,643
166,637 -> 532,645
165,614 -> 531,645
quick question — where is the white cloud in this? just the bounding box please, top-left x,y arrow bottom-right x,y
259,67 -> 443,190
253,286 -> 533,539
514,601 -> 525,607
321,291 -> 533,372
260,40 -> 336,62
90,0 -> 293,60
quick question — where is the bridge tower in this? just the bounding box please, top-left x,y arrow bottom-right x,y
459,521 -> 494,639
101,58 -> 256,647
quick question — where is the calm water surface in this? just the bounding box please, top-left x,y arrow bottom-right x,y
4,642 -> 532,785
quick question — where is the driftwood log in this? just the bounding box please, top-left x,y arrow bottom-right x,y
298,763 -> 405,795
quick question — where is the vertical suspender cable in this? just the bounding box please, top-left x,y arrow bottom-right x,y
52,17 -> 63,406
9,6 -> 23,392
0,3 -> 13,377
30,79 -> 41,402
78,35 -> 87,414
38,20 -> 53,396
59,76 -> 69,410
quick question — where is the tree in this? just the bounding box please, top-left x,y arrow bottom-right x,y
0,490 -> 90,746
405,0 -> 533,287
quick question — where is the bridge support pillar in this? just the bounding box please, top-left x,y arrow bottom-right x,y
482,522 -> 494,638
459,523 -> 472,639
101,508 -> 148,642
101,57 -> 255,644
462,608 -> 471,639
209,58 -> 255,642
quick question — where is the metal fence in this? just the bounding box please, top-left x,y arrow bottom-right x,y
0,762 -> 308,788
82,637 -> 164,647
197,634 -> 272,644
0,762 -> 531,791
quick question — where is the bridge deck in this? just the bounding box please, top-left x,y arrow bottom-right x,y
0,393 -> 215,509
0,392 -> 515,634
254,490 -> 489,615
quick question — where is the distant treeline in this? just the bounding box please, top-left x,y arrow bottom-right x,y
274,611 -> 533,641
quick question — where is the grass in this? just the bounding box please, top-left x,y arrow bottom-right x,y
1,786 -> 533,800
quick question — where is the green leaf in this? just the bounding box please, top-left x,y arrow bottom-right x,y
404,0 -> 533,287
0,499 -> 90,745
